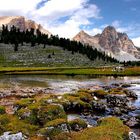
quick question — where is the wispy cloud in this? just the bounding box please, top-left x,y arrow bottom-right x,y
132,37 -> 140,47
0,0 -> 101,38
0,0 -> 139,41
130,7 -> 137,11
111,20 -> 140,47
33,0 -> 101,38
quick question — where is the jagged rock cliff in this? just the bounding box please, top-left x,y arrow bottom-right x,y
73,26 -> 140,61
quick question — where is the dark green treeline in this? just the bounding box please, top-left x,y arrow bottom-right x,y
0,25 -> 119,63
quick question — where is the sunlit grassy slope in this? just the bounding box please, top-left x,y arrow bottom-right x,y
0,43 -> 115,67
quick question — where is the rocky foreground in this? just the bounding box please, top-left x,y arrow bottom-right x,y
0,82 -> 139,140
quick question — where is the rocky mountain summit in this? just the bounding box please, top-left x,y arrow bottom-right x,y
73,30 -> 99,47
0,16 -> 51,36
73,26 -> 140,61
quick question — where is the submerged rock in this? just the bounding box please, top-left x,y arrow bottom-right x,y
126,117 -> 139,127
124,90 -> 138,99
121,83 -> 131,88
112,107 -> 122,115
129,132 -> 138,140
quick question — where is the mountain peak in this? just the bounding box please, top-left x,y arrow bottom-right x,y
77,30 -> 90,36
73,26 -> 140,61
73,30 -> 91,41
102,26 -> 117,37
0,16 -> 51,36
79,30 -> 86,34
104,26 -> 116,31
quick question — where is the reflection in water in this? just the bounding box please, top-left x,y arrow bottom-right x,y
0,75 -> 140,94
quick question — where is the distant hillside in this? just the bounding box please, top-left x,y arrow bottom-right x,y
0,24 -> 119,67
0,43 -> 116,67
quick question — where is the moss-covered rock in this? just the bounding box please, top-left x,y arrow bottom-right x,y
62,94 -> 92,112
71,117 -> 130,140
0,114 -> 38,136
108,88 -> 125,95
38,127 -> 62,139
39,95 -> 58,105
0,106 -> 6,114
29,136 -> 46,140
16,108 -> 31,119
38,104 -> 66,125
38,118 -> 69,140
76,91 -> 93,102
0,115 -> 8,135
16,108 -> 39,125
14,98 -> 36,110
54,132 -> 71,140
45,118 -> 67,127
68,119 -> 87,131
44,118 -> 69,134
93,90 -> 107,98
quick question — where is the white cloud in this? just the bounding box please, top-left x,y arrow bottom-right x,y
0,0 -> 40,16
34,0 -> 86,17
85,28 -> 102,36
111,20 -> 140,47
112,20 -> 121,28
132,37 -> 140,47
0,0 -> 101,38
35,0 -> 101,38
110,20 -> 140,40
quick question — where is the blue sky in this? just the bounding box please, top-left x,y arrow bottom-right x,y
93,0 -> 140,26
0,0 -> 140,46
89,0 -> 140,38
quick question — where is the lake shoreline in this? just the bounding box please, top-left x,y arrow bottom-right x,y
0,66 -> 140,76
